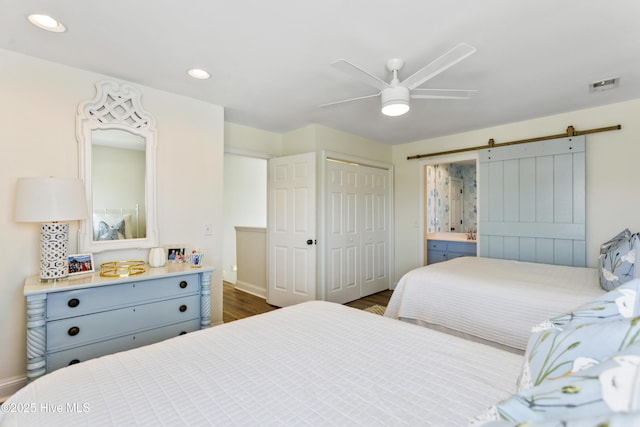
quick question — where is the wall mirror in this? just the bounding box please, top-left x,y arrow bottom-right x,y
77,80 -> 158,252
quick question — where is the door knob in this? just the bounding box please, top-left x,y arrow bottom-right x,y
306,239 -> 316,245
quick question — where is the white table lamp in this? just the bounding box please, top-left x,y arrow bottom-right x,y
15,177 -> 88,281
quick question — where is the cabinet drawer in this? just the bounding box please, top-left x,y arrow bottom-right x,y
47,275 -> 200,320
447,241 -> 477,256
427,250 -> 447,264
47,294 -> 200,351
427,240 -> 447,251
46,319 -> 201,373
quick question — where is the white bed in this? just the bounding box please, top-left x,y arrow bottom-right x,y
385,256 -> 605,352
0,301 -> 523,426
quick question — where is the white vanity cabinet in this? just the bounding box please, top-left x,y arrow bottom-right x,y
24,264 -> 214,380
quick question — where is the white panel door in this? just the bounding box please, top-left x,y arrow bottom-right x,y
267,152 -> 316,307
325,161 -> 360,303
479,136 -> 585,266
325,160 -> 390,303
360,166 -> 389,297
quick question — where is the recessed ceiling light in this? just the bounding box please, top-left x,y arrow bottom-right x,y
187,68 -> 211,80
27,14 -> 66,33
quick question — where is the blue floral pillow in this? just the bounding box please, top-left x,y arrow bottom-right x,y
598,229 -> 639,291
474,411 -> 640,427
471,342 -> 640,425
517,315 -> 640,391
542,278 -> 640,330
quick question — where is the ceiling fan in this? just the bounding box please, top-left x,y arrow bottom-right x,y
321,43 -> 477,117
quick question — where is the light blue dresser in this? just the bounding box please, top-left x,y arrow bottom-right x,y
23,264 -> 214,380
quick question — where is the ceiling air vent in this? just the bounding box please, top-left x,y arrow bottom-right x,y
589,78 -> 619,93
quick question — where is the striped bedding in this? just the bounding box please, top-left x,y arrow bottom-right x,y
1,301 -> 522,426
385,257 -> 605,352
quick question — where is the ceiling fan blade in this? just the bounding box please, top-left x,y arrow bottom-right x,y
331,59 -> 390,91
410,88 -> 477,99
320,92 -> 381,108
401,43 -> 477,90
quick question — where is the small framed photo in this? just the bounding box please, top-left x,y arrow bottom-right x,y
166,246 -> 187,263
68,253 -> 95,276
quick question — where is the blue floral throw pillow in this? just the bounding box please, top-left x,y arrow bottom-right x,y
474,411 -> 640,427
598,229 -> 639,291
470,342 -> 640,425
541,279 -> 640,330
517,315 -> 640,392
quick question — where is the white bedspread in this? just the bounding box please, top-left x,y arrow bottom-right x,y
385,257 -> 605,352
1,301 -> 522,426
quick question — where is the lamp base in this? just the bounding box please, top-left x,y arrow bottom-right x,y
40,223 -> 70,281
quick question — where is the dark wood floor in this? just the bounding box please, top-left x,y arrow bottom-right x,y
223,281 -> 393,323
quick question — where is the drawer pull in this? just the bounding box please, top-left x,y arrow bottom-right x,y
69,359 -> 80,366
67,298 -> 80,308
179,305 -> 187,313
179,331 -> 187,336
179,281 -> 188,289
68,326 -> 80,336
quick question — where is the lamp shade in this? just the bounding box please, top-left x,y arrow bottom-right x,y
15,177 -> 88,222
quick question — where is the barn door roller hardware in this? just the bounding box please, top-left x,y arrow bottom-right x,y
406,124 -> 621,160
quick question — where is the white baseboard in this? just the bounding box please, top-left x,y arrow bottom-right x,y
234,280 -> 267,299
0,376 -> 28,402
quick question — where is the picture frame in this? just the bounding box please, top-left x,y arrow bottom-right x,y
165,246 -> 187,263
68,253 -> 95,276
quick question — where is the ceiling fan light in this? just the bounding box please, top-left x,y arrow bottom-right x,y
382,100 -> 410,116
381,86 -> 410,116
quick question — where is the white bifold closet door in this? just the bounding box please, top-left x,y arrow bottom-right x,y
325,159 -> 390,304
478,136 -> 586,267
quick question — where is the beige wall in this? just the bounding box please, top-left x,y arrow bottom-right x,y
392,99 -> 640,284
282,124 -> 392,162
224,122 -> 282,156
0,49 -> 224,396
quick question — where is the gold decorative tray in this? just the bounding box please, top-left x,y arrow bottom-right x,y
100,260 -> 146,277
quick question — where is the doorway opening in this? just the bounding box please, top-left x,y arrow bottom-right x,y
420,156 -> 477,266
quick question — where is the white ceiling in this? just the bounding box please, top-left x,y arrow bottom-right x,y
2,0 -> 640,145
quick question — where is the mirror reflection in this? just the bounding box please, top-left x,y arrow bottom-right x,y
91,129 -> 146,241
425,160 -> 477,233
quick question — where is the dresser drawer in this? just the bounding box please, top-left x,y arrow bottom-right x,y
47,294 -> 200,351
47,274 -> 200,320
46,318 -> 201,373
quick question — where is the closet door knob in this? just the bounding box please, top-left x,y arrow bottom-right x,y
68,326 -> 80,336
67,298 -> 80,308
179,305 -> 187,313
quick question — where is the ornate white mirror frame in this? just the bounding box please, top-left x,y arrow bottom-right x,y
77,80 -> 158,252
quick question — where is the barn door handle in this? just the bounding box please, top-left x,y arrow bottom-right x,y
306,239 -> 317,245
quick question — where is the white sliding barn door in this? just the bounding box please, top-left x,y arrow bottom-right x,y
478,136 -> 586,266
267,152 -> 316,307
325,160 -> 390,304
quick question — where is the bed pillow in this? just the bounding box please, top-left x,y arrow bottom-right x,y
92,213 -> 133,240
598,229 -> 639,291
517,315 -> 640,392
537,278 -> 640,331
96,219 -> 125,240
471,341 -> 640,425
